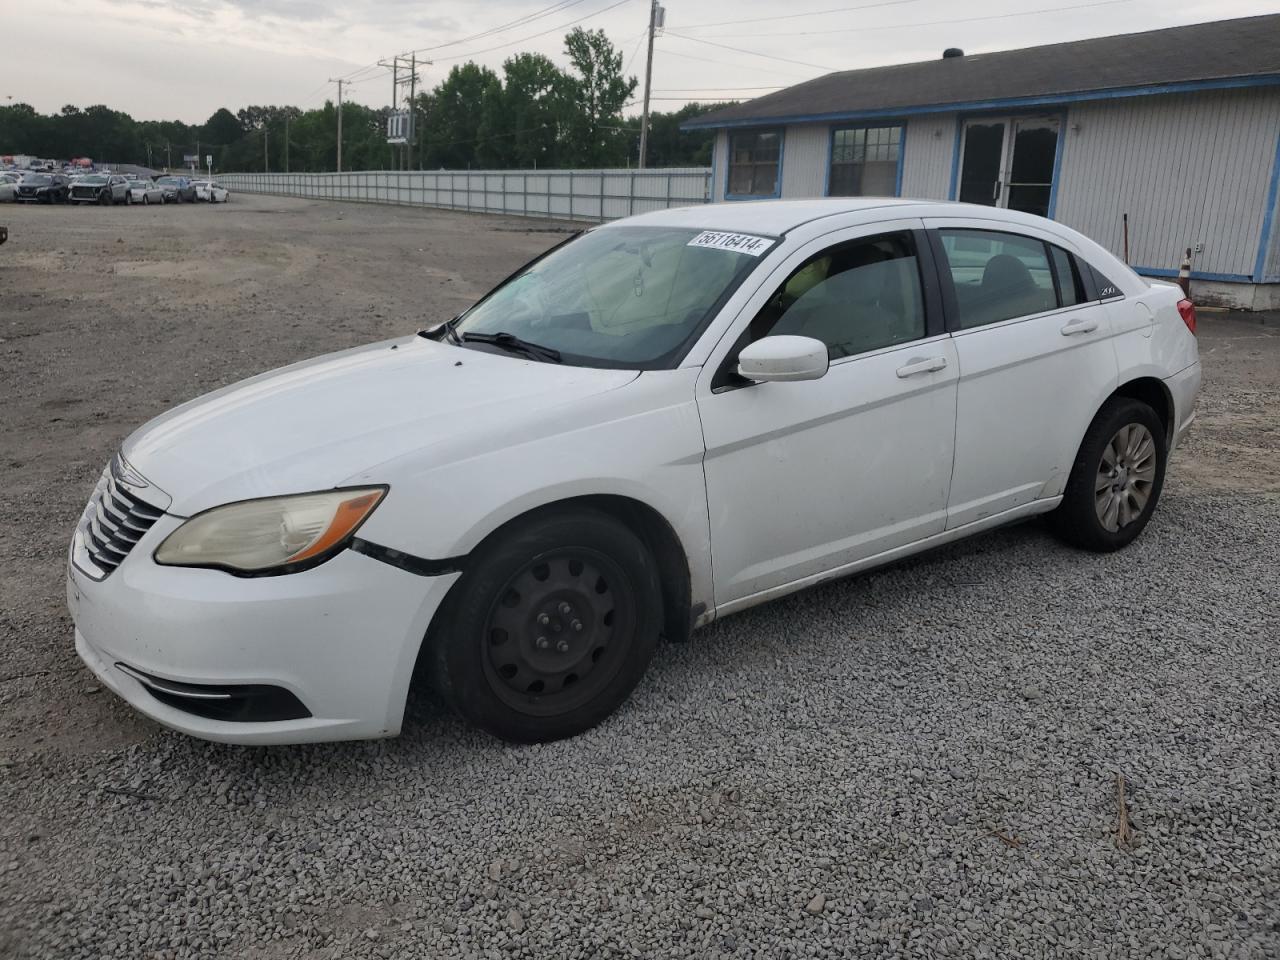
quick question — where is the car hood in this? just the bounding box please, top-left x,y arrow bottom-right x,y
123,335 -> 639,516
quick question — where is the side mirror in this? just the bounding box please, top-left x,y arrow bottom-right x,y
737,336 -> 829,383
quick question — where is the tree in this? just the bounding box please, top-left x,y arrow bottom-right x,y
423,63 -> 503,168
501,53 -> 567,168
559,27 -> 637,167
201,108 -> 243,146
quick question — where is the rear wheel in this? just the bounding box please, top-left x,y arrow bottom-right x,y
1050,397 -> 1167,552
432,508 -> 662,743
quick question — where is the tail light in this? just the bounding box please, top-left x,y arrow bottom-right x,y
1176,298 -> 1196,335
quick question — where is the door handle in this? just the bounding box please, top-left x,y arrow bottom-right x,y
896,356 -> 948,378
1060,317 -> 1099,336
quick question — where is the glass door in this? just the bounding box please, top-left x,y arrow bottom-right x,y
1006,117 -> 1059,217
957,121 -> 1006,207
956,116 -> 1060,217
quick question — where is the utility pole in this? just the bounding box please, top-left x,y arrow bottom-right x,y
329,78 -> 345,172
264,127 -> 269,172
639,1 -> 664,169
408,52 -> 418,170
285,116 -> 290,173
166,141 -> 171,170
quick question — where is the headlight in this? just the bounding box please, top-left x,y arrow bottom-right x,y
154,487 -> 386,574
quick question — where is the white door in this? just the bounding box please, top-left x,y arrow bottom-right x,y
697,223 -> 958,609
925,219 -> 1119,528
957,117 -> 1060,218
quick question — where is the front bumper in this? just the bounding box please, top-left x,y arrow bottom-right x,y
68,518 -> 459,744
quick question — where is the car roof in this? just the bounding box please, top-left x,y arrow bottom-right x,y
609,197 -> 1095,238
611,197 -> 923,235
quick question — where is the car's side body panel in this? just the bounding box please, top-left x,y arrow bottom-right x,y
692,217 -> 960,605
922,215 -> 1121,523
346,367 -> 718,621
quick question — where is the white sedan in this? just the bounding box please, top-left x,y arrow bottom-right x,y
0,172 -> 20,201
193,180 -> 229,203
67,199 -> 1201,745
127,179 -> 165,205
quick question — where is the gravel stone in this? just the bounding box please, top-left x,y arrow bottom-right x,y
1,199 -> 1277,960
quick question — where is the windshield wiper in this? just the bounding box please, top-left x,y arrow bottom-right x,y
461,331 -> 562,363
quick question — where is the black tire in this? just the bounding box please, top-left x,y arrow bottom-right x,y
98,190 -> 110,206
143,195 -> 150,205
1050,397 -> 1167,552
432,507 -> 662,743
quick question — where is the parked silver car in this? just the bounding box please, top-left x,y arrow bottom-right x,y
127,179 -> 166,205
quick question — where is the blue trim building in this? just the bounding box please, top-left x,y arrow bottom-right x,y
686,15 -> 1280,309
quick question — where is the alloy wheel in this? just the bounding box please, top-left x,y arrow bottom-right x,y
1094,423 -> 1157,532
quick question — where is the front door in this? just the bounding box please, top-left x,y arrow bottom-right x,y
957,117 -> 1060,217
697,223 -> 958,610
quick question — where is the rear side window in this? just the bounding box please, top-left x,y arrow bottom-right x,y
937,229 -> 1057,328
751,231 -> 926,359
1049,245 -> 1084,307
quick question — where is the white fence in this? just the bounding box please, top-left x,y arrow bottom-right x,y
218,168 -> 712,223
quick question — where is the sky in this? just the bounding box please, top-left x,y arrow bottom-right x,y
4,0 -> 1278,123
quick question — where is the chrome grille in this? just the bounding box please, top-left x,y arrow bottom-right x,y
78,458 -> 165,577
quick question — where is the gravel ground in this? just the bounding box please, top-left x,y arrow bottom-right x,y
1,195 -> 1278,959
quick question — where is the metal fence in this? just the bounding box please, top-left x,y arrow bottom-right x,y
218,168 -> 712,222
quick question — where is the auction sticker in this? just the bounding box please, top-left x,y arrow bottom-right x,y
687,231 -> 773,256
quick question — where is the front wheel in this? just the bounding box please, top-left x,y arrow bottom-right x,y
142,195 -> 149,205
1050,397 -> 1167,552
431,508 -> 662,743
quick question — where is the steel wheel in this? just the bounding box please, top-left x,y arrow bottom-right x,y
1094,422 -> 1157,532
480,549 -> 636,717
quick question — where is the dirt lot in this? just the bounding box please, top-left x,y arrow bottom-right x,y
1,195 -> 1278,959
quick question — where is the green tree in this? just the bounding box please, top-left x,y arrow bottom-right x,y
559,27 -> 637,167
501,52 -> 567,168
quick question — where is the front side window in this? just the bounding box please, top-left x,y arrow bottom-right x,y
828,125 -> 901,197
453,225 -> 774,369
750,231 -> 926,359
727,129 -> 782,198
937,229 -> 1058,329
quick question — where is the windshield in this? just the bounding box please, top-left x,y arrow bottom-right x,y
80,175 -> 107,185
23,174 -> 52,184
452,226 -> 774,369
156,177 -> 179,185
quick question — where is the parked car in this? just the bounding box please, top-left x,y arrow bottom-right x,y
67,199 -> 1201,746
0,172 -> 20,202
69,174 -> 131,205
127,179 -> 165,205
192,180 -> 230,203
14,173 -> 70,203
154,176 -> 196,203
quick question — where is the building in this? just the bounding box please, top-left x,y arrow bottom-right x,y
685,15 -> 1280,309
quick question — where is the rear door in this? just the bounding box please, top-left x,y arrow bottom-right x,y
924,218 -> 1119,528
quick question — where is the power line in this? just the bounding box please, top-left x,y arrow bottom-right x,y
681,0 -> 1136,40
330,1 -> 592,86
664,32 -> 836,71
428,0 -> 636,63
408,0 -> 590,54
653,85 -> 785,92
677,0 -> 920,30
654,45 -> 820,80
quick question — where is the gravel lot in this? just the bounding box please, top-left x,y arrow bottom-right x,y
1,195 -> 1278,960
